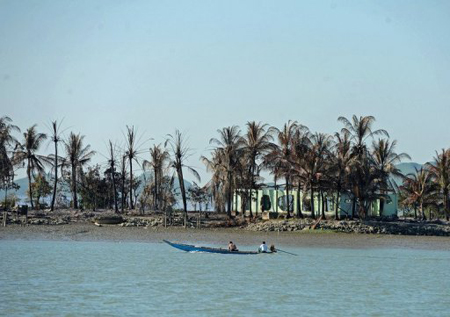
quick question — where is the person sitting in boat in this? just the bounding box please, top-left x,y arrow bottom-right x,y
228,241 -> 238,251
270,244 -> 277,253
258,241 -> 268,253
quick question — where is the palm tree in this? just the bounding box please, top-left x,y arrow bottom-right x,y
13,125 -> 48,210
124,126 -> 143,210
427,149 -> 450,220
209,126 -> 243,218
63,132 -> 95,209
0,116 -> 20,207
107,140 -> 119,213
48,120 -> 65,211
166,130 -> 201,226
242,121 -> 275,217
264,121 -> 299,218
399,168 -> 438,220
143,144 -> 170,210
338,115 -> 389,160
338,115 -> 388,218
201,149 -> 228,213
329,131 -> 352,219
371,139 -> 410,215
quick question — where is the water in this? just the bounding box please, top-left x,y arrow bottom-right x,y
1,240 -> 449,316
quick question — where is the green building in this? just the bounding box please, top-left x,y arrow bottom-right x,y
233,188 -> 398,218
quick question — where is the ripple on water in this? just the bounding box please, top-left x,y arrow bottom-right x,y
0,241 -> 449,316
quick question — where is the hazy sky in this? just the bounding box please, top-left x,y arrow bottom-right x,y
1,0 -> 449,183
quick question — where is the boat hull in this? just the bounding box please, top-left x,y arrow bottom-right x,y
163,240 -> 271,255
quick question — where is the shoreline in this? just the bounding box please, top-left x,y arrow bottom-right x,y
1,222 -> 449,251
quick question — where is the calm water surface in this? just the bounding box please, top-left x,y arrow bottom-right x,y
1,240 -> 449,316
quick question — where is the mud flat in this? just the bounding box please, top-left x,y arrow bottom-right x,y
1,222 -> 449,251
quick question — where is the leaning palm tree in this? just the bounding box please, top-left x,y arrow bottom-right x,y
13,125 -> 48,210
63,132 -> 95,209
166,130 -> 201,226
241,121 -> 275,217
427,149 -> 450,220
264,121 -> 299,218
143,144 -> 170,210
371,138 -> 410,215
209,126 -> 243,218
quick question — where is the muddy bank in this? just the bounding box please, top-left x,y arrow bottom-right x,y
1,222 -> 449,251
1,210 -> 449,250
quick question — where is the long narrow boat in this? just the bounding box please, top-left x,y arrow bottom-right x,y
163,240 -> 272,255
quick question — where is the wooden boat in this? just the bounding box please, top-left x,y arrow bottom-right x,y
163,240 -> 273,255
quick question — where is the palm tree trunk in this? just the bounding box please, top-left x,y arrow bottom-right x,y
322,191 -> 326,219
444,189 -> 449,221
129,158 -> 134,210
419,202 -> 425,220
285,176 -> 290,219
351,197 -> 356,219
71,165 -> 78,209
335,191 -> 340,220
50,141 -> 58,211
296,185 -> 303,218
154,167 -> 158,210
177,167 -> 188,227
249,161 -> 255,218
27,162 -> 34,210
112,171 -> 118,213
310,184 -> 315,219
227,171 -> 232,218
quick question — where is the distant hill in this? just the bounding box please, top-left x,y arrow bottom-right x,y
395,162 -> 423,176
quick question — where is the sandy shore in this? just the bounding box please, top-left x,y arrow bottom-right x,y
1,223 -> 449,251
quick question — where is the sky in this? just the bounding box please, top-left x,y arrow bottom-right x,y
1,0 -> 450,183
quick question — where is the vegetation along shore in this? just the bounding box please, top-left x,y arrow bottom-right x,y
1,114 -> 450,239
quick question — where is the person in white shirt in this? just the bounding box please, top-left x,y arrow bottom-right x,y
259,241 -> 268,253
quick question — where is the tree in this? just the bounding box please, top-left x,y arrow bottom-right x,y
298,132 -> 331,219
13,125 -> 48,210
0,116 -> 20,209
79,165 -> 104,211
427,149 -> 450,220
143,144 -> 170,210
166,130 -> 201,226
399,168 -> 438,220
63,132 -> 95,209
208,126 -> 243,218
124,126 -> 142,210
242,121 -> 275,217
106,141 -> 119,213
338,115 -> 388,218
371,139 -> 410,215
201,149 -> 227,213
48,120 -> 65,211
30,174 -> 52,208
264,121 -> 299,218
329,131 -> 352,219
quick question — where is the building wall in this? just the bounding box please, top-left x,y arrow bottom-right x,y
233,189 -> 398,217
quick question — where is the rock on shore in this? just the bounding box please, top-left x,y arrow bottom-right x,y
245,219 -> 450,236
